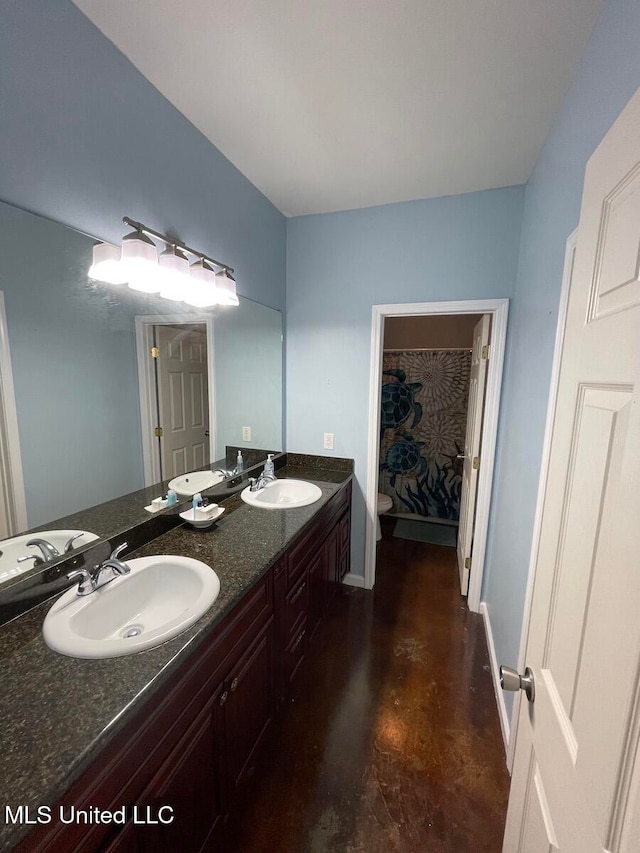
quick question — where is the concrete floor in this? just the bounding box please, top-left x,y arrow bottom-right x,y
219,518 -> 510,851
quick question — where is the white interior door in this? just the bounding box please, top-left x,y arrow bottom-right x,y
456,314 -> 490,594
502,88 -> 640,852
156,326 -> 210,480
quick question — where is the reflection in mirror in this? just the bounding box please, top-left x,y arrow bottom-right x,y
0,199 -> 283,582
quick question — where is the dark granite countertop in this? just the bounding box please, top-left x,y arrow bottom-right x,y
1,450 -> 285,598
0,462 -> 352,850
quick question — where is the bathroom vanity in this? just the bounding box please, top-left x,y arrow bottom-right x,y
0,462 -> 352,853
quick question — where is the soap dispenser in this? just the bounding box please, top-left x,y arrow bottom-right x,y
264,454 -> 275,477
236,450 -> 244,473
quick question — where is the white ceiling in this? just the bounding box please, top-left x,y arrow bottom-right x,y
73,0 -> 603,217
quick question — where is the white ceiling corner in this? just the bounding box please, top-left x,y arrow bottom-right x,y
73,0 -> 603,217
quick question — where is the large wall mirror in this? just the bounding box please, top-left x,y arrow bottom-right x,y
0,199 -> 283,585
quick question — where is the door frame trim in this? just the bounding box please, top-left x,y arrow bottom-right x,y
364,298 -> 509,612
135,314 -> 216,486
506,229 -> 577,771
0,292 -> 27,533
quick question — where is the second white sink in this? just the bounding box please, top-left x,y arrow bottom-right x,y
241,479 -> 322,509
43,555 -> 220,658
168,470 -> 226,497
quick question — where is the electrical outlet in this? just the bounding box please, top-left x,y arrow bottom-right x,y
323,432 -> 335,450
242,426 -> 251,442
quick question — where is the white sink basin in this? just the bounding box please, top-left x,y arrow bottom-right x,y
168,470 -> 226,497
0,530 -> 99,583
43,556 -> 220,658
240,479 -> 322,509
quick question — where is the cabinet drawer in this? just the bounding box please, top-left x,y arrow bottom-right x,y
338,547 -> 349,582
284,620 -> 307,685
331,481 -> 350,518
339,510 -> 350,552
286,524 -> 318,588
284,570 -> 308,638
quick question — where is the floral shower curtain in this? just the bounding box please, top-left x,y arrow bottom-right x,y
379,349 -> 471,521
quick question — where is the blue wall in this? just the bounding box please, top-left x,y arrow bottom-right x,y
0,0 -> 286,311
215,298 -> 283,459
482,0 -> 640,719
286,187 -> 525,575
0,200 -> 145,526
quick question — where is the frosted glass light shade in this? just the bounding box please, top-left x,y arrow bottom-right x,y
121,230 -> 160,293
184,260 -> 218,307
215,271 -> 239,306
159,247 -> 190,301
88,242 -> 128,284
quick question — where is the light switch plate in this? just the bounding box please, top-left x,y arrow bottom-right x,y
323,432 -> 335,450
242,426 -> 251,442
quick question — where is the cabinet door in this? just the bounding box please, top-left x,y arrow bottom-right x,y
338,510 -> 350,581
324,523 -> 339,606
272,558 -> 287,708
99,821 -> 140,853
224,619 -> 274,794
136,690 -> 224,853
308,550 -> 324,638
284,568 -> 308,639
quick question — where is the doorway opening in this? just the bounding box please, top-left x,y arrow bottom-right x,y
365,299 -> 509,613
0,292 -> 26,536
135,313 -> 215,486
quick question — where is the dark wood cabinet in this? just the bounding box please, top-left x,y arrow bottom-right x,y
222,618 -> 274,794
19,481 -> 351,853
135,694 -> 223,853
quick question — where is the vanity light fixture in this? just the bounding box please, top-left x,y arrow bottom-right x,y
88,242 -> 128,284
215,270 -> 239,306
121,227 -> 160,293
186,259 -> 219,307
88,217 -> 237,308
158,244 -> 190,301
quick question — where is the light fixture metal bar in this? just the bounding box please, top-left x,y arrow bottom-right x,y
122,216 -> 234,274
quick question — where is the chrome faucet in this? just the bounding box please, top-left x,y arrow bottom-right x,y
67,543 -> 131,596
16,553 -> 44,568
26,538 -> 60,561
25,533 -> 86,563
248,472 -> 277,492
213,467 -> 235,479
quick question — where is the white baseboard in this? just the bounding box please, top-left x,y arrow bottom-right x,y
480,601 -> 510,758
342,572 -> 366,588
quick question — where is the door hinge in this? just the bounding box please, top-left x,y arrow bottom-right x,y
154,426 -> 163,438
482,344 -> 490,359
472,456 -> 480,470
150,346 -> 160,359
464,557 -> 471,570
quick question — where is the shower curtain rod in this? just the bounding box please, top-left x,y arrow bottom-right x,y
383,346 -> 472,352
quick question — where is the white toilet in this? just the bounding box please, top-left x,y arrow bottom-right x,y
376,493 -> 393,540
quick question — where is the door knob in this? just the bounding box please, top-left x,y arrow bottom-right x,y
500,665 -> 535,703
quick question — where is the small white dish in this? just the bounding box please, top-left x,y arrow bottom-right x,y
144,499 -> 168,514
180,505 -> 225,529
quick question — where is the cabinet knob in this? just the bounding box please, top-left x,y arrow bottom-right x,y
230,677 -> 239,692
219,690 -> 228,706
